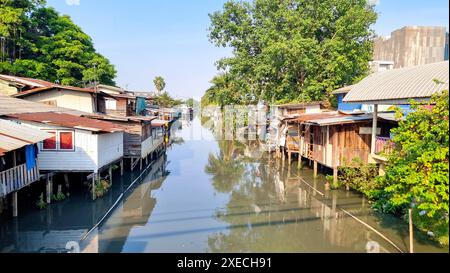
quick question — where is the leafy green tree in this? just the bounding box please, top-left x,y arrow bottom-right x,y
0,0 -> 116,86
155,91 -> 182,108
153,76 -> 166,95
206,0 -> 377,105
375,90 -> 449,246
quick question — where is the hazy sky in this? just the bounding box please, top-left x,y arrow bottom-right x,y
47,0 -> 449,100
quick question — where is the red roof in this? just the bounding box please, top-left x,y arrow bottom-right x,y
7,112 -> 124,133
13,85 -> 95,98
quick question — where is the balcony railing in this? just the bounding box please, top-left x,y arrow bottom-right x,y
0,163 -> 40,197
375,137 -> 395,156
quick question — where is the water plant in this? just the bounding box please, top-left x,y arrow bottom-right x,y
36,193 -> 46,210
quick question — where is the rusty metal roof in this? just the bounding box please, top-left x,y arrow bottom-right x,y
286,111 -> 343,123
0,119 -> 52,156
0,74 -> 54,88
7,112 -> 124,133
13,85 -> 95,98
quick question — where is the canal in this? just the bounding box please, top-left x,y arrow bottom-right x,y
0,116 -> 447,253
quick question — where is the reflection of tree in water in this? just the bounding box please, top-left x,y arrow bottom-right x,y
204,141 -> 246,193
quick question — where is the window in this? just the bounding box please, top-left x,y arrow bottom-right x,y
41,130 -> 75,151
59,131 -> 74,150
106,99 -> 117,110
42,131 -> 57,150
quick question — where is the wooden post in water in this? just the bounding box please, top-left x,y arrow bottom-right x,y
313,161 -> 318,178
409,208 -> 414,253
12,191 -> 18,217
109,165 -> 113,186
46,175 -> 52,204
92,173 -> 96,201
120,159 -> 124,176
140,158 -> 143,171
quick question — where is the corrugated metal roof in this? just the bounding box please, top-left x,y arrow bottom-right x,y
0,94 -> 84,116
344,61 -> 449,103
286,111 -> 343,123
331,85 -> 353,95
304,114 -> 373,126
7,112 -> 124,133
13,85 -> 95,98
0,74 -> 54,88
0,119 -> 52,155
276,102 -> 323,109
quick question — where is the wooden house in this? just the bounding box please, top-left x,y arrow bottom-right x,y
84,114 -> 167,171
0,119 -> 52,217
274,102 -> 324,118
284,112 -> 396,180
3,112 -> 124,200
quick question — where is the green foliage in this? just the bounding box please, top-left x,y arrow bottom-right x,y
204,0 -> 377,106
51,191 -> 66,202
153,76 -> 166,94
338,157 -> 379,196
86,179 -> 111,199
36,193 -> 46,209
155,92 -> 183,108
375,90 -> 449,246
0,0 -> 116,86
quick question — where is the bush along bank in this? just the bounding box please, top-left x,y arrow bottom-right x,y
333,91 -> 449,247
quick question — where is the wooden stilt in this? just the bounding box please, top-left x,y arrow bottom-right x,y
12,191 -> 18,217
145,155 -> 148,165
92,173 -> 96,201
46,175 -> 52,204
333,167 -> 338,184
120,159 -> 124,176
109,165 -> 113,186
313,160 -> 318,177
140,158 -> 143,171
297,154 -> 301,169
288,151 -> 292,165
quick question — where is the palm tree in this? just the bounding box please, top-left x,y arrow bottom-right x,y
153,76 -> 166,95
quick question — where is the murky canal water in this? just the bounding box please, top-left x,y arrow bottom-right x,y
0,116 -> 448,253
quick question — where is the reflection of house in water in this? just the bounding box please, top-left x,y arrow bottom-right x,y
82,155 -> 169,253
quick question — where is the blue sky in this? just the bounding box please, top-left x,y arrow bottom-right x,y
47,0 -> 449,100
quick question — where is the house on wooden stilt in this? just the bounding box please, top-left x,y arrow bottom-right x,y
0,119 -> 52,217
3,112 -> 124,201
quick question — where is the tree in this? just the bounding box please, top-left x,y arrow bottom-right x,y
153,76 -> 166,95
0,0 -> 116,86
206,0 -> 377,105
154,92 -> 182,108
375,90 -> 449,246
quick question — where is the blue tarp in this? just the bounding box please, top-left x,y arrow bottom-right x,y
136,97 -> 146,115
25,145 -> 36,171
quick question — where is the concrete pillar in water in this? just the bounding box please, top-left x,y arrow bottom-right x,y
12,191 -> 18,217
297,154 -> 302,169
313,161 -> 318,178
140,158 -> 143,171
120,159 -> 124,176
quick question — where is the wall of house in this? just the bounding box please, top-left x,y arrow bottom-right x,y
0,80 -> 19,96
337,94 -> 362,111
97,132 -> 123,169
105,98 -> 128,116
23,89 -> 95,113
14,121 -> 98,171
